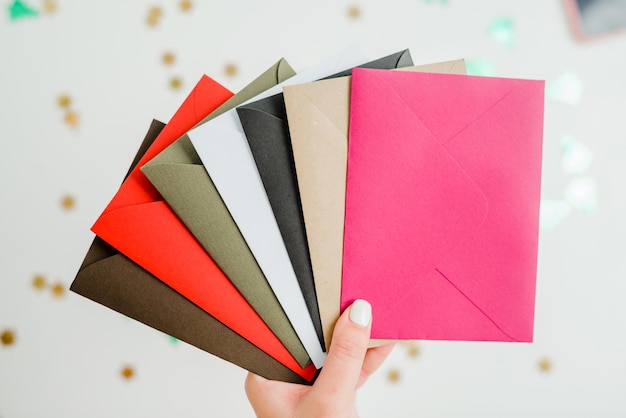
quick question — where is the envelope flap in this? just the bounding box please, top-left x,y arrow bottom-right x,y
70,241 -> 313,384
322,48 -> 414,79
145,135 -> 201,167
343,68 -> 490,321
99,76 -> 232,213
237,93 -> 288,121
403,59 -> 466,76
360,69 -> 521,146
285,77 -> 351,136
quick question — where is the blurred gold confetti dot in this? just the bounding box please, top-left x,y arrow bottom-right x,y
407,341 -> 420,358
121,366 -> 135,379
347,5 -> 361,19
43,0 -> 57,14
180,0 -> 192,11
224,63 -> 238,77
64,111 -> 79,127
57,94 -> 71,108
170,77 -> 183,90
387,369 -> 401,383
146,6 -> 162,27
61,195 -> 75,210
148,5 -> 162,17
32,274 -> 47,290
538,358 -> 552,372
1,330 -> 16,346
162,52 -> 175,65
51,282 -> 66,298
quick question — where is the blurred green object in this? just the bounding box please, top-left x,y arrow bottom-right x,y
489,17 -> 515,49
466,59 -> 495,76
565,177 -> 597,214
8,0 -> 38,21
540,199 -> 572,230
547,72 -> 584,105
561,135 -> 593,174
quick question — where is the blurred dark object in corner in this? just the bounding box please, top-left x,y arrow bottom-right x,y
565,0 -> 626,40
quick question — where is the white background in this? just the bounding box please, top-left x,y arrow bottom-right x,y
1,0 -> 625,416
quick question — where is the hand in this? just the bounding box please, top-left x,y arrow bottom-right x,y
245,300 -> 395,418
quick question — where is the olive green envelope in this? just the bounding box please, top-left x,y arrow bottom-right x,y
283,59 -> 467,350
140,59 -> 311,368
71,119 -> 308,384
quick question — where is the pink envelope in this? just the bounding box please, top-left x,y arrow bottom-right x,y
341,69 -> 544,342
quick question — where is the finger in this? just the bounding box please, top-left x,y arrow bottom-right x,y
313,299 -> 372,398
245,373 -> 306,417
357,343 -> 395,388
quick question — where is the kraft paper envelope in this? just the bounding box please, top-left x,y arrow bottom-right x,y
342,69 -> 544,341
91,76 -> 313,375
283,59 -> 466,349
140,59 -> 311,368
236,49 -> 414,348
71,120 -> 314,384
189,46 -> 371,368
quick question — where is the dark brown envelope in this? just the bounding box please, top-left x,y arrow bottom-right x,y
70,119 -> 308,384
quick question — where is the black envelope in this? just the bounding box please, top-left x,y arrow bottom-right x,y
70,120 -> 308,384
235,49 -> 414,347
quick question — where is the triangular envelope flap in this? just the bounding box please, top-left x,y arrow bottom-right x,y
71,245 -> 311,384
434,81 -> 544,342
100,76 -> 232,213
289,77 -> 351,134
359,69 -> 520,146
344,68 -> 489,313
293,96 -> 349,159
322,49 -> 414,79
238,93 -> 288,120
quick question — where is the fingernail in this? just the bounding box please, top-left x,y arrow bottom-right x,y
349,299 -> 372,328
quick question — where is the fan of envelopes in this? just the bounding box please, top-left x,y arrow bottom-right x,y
71,47 -> 545,384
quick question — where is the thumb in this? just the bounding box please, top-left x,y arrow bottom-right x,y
313,299 -> 372,397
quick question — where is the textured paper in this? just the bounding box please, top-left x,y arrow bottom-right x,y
71,120 -> 315,383
90,76 -> 311,373
342,69 -> 544,341
188,46 -> 370,368
141,59 -> 310,368
284,59 -> 467,349
236,49 -> 414,349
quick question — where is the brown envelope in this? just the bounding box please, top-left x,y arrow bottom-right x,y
283,60 -> 467,349
71,119 -> 308,384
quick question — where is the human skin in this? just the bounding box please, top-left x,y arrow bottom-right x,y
245,300 -> 394,418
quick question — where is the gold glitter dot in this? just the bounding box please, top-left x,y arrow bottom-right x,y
224,63 -> 238,77
387,369 -> 401,383
146,15 -> 159,27
146,6 -> 162,27
32,274 -> 47,290
64,111 -> 79,127
61,195 -> 75,210
347,5 -> 361,19
51,282 -> 66,298
170,77 -> 182,90
162,52 -> 175,65
57,94 -> 71,108
538,358 -> 552,372
43,0 -> 57,14
180,0 -> 192,11
148,6 -> 162,17
121,365 -> 135,379
1,329 -> 15,346
406,341 -> 420,358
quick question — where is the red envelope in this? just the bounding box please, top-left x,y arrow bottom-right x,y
92,75 -> 316,381
342,69 -> 544,342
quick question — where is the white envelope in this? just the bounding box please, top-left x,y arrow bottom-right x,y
188,46 -> 369,368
